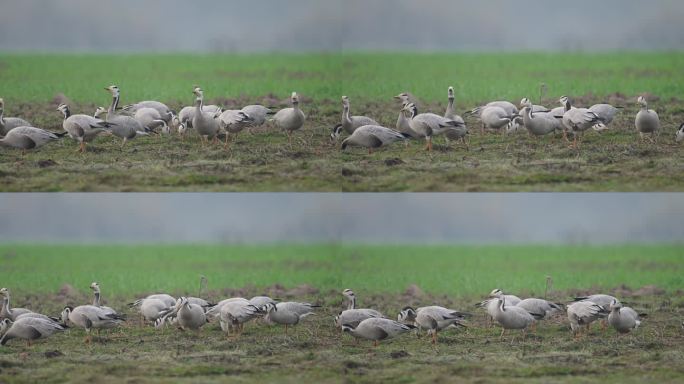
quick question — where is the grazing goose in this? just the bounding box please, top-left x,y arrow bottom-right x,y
559,96 -> 601,148
607,300 -> 642,334
340,125 -> 407,154
567,301 -> 608,338
57,104 -> 112,152
191,86 -> 221,146
174,297 -> 208,331
0,126 -> 62,155
471,106 -> 515,135
61,305 -> 124,343
136,298 -> 172,323
518,104 -> 559,138
130,293 -> 176,308
249,296 -> 278,310
241,105 -> 273,127
444,86 -> 469,148
342,318 -> 416,347
121,100 -> 173,123
89,282 -> 118,316
402,103 -> 464,151
516,298 -> 563,329
635,96 -> 660,142
272,92 -> 306,144
491,295 -> 541,340
338,96 -> 378,137
219,301 -> 262,336
265,301 -> 319,334
218,109 -> 254,147
178,104 -> 222,129
133,107 -> 168,132
0,317 -> 66,347
104,85 -> 149,148
0,98 -> 31,136
677,123 -> 684,143
572,294 -> 618,313
589,103 -> 621,127
335,289 -> 384,329
15,312 -> 61,323
205,297 -> 251,321
0,288 -> 33,320
398,306 -> 467,344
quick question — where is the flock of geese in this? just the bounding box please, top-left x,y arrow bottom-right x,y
0,283 -> 644,348
0,85 -> 682,156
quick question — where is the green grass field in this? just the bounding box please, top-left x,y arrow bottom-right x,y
1,53 -> 683,191
1,244 -> 683,383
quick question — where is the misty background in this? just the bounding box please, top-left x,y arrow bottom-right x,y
1,0 -> 683,52
0,193 -> 682,244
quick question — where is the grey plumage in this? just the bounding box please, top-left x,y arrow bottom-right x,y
342,317 -> 415,346
57,104 -> 111,152
398,305 -> 467,344
0,126 -> 61,154
341,125 -> 406,153
178,104 -> 222,128
104,85 -> 149,148
589,103 -> 621,126
265,301 -> 318,332
444,86 -> 468,147
340,96 -> 378,136
402,103 -> 464,151
0,317 -> 66,347
516,298 -> 562,320
174,297 -> 208,330
272,92 -> 306,143
122,101 -> 173,123
240,105 -> 273,127
191,86 -> 221,144
0,98 -> 31,136
335,289 -> 384,329
635,96 -> 660,140
491,296 -> 539,339
61,305 -> 124,343
567,300 -> 609,337
676,123 -> 684,143
607,300 -> 641,334
0,288 -> 33,321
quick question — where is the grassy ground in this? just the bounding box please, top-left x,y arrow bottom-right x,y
0,244 -> 683,383
0,53 -> 683,191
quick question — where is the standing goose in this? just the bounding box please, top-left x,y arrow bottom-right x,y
444,87 -> 469,148
272,92 -> 306,145
676,123 -> 684,143
0,98 -> 31,136
217,110 -> 254,147
121,100 -> 173,123
341,125 -> 407,154
342,317 -> 416,347
516,298 -> 563,330
0,317 -> 66,347
103,85 -> 149,148
138,298 -> 172,323
589,103 -> 621,127
607,300 -> 642,334
519,103 -> 560,138
0,126 -> 63,155
398,306 -> 467,344
57,104 -> 112,153
572,294 -> 618,313
335,289 -> 384,329
471,106 -> 515,135
241,105 -> 273,127
219,301 -> 262,336
491,295 -> 541,340
89,282 -> 118,316
393,93 -> 420,139
635,96 -> 660,142
338,96 -> 378,137
265,301 -> 319,334
133,107 -> 168,133
61,305 -> 124,343
191,86 -> 221,146
174,297 -> 208,331
0,288 -> 33,320
402,103 -> 464,151
559,96 -> 601,148
178,104 -> 222,129
567,301 -> 608,338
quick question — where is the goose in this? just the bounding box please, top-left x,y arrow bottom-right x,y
0,288 -> 33,320
477,289 -> 522,327
174,297 -> 208,331
133,107 -> 168,133
240,105 -> 273,127
130,293 -> 177,309
15,312 -> 62,323
104,85 -> 150,148
589,103 -> 621,127
444,86 -> 469,148
335,289 -> 384,330
518,104 -> 559,138
61,305 -> 124,343
265,301 -> 319,334
94,106 -> 107,119
0,126 -> 63,155
520,97 -> 549,113
470,105 -> 515,135
676,123 -> 684,143
489,289 -> 521,306
0,98 -> 31,136
249,296 -> 278,310
218,109 -> 254,147
121,100 -> 173,123
635,96 -> 660,142
57,104 -> 112,153
491,295 -> 541,340
205,297 -> 251,321
178,104 -> 222,129
191,86 -> 221,146
516,298 -> 563,330
340,125 -> 407,154
272,92 -> 306,144
567,301 -> 608,339
219,301 -> 262,336
136,298 -> 172,323
402,103 -> 464,151
0,317 -> 66,347
342,318 -> 416,347
607,300 -> 642,334
393,95 -> 421,140
338,96 -> 378,138
559,96 -> 602,148
186,297 -> 214,310
572,294 -> 619,313
89,282 -> 118,316
398,306 -> 467,344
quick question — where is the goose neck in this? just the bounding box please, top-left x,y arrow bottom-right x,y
347,296 -> 356,310
93,291 -> 101,306
108,94 -> 120,116
61,107 -> 70,120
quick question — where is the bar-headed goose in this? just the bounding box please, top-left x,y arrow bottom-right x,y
0,98 -> 31,136
265,301 -> 319,334
0,126 -> 63,155
491,295 -> 542,340
178,104 -> 222,129
677,123 -> 684,143
518,103 -> 559,138
219,301 -> 262,336
635,96 -> 660,142
444,86 -> 469,148
89,282 -> 118,316
489,289 -> 521,306
272,92 -> 306,144
0,317 -> 66,347
567,301 -> 608,339
607,300 -> 642,334
191,86 -> 221,146
589,103 -> 621,127
470,105 -> 515,135
61,305 -> 124,343
218,109 -> 254,147
241,105 -> 273,127
398,306 -> 468,344
249,296 -> 278,310
516,298 -> 563,325
133,107 -> 168,133
402,103 -> 464,151
559,96 -> 601,148
0,288 -> 33,320
393,94 -> 420,139
341,125 -> 407,154
57,104 -> 112,153
174,297 -> 208,330
103,85 -> 149,148
572,294 -> 618,313
335,289 -> 383,329
342,318 -> 415,347
121,100 -> 173,123
338,96 -> 378,137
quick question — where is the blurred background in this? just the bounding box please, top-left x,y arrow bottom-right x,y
1,193 -> 682,244
1,0 -> 683,52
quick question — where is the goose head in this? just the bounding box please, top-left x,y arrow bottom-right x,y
609,299 -> 623,311
56,103 -> 70,115
192,86 -> 204,98
290,92 -> 300,105
637,96 -> 648,108
398,306 -> 417,322
0,318 -> 11,334
104,85 -> 120,98
340,324 -> 355,334
676,123 -> 684,142
263,302 -> 277,313
61,306 -> 73,324
448,86 -> 455,100
341,95 -> 350,107
236,111 -> 253,123
394,92 -> 410,103
94,107 -> 107,119
342,289 -> 355,300
330,124 -> 343,142
89,282 -> 101,293
559,96 -> 570,107
401,103 -> 418,118
0,288 -> 9,297
520,98 -> 533,108
488,288 -> 504,297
